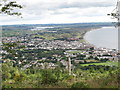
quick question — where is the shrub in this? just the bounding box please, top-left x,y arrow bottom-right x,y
41,70 -> 58,85
71,82 -> 90,88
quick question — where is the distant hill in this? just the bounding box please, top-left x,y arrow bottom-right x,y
2,22 -> 114,31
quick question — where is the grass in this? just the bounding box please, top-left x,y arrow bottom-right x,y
79,39 -> 86,43
33,34 -> 55,40
85,59 -> 100,62
66,50 -> 83,54
81,61 -> 119,67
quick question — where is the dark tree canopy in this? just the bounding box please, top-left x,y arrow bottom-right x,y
0,0 -> 23,16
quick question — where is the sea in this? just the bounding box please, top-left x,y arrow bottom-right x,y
84,27 -> 118,49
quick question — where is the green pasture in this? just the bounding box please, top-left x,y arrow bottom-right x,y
81,61 -> 119,67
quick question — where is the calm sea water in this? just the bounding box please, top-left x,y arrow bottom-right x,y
84,27 -> 118,49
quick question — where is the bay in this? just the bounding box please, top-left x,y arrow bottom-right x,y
84,27 -> 118,49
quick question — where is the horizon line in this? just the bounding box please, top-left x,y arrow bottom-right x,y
0,22 -> 114,26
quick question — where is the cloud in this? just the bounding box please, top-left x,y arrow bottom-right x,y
21,0 -> 116,14
0,0 -> 117,25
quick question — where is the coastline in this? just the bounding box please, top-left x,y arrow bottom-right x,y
82,27 -> 102,48
82,26 -> 117,50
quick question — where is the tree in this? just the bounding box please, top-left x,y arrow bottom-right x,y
41,69 -> 58,85
0,0 -> 23,16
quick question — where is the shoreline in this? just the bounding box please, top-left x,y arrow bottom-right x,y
82,27 -> 102,48
82,26 -> 117,50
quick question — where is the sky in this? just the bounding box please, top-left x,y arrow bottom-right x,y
0,0 -> 118,25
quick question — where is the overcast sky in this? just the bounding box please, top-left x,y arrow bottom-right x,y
0,0 -> 118,25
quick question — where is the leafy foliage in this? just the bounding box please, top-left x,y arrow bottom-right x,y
0,0 -> 23,16
71,82 -> 90,88
1,61 -> 119,88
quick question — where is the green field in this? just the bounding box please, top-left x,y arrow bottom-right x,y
81,61 -> 119,67
66,50 -> 84,54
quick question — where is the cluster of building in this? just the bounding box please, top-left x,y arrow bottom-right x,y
2,35 -> 93,50
2,34 -> 119,69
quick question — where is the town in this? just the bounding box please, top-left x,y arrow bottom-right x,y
2,30 -> 119,70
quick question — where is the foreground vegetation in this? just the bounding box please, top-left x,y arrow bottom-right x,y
2,61 -> 119,88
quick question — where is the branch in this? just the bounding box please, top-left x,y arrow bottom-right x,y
0,1 -> 23,16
